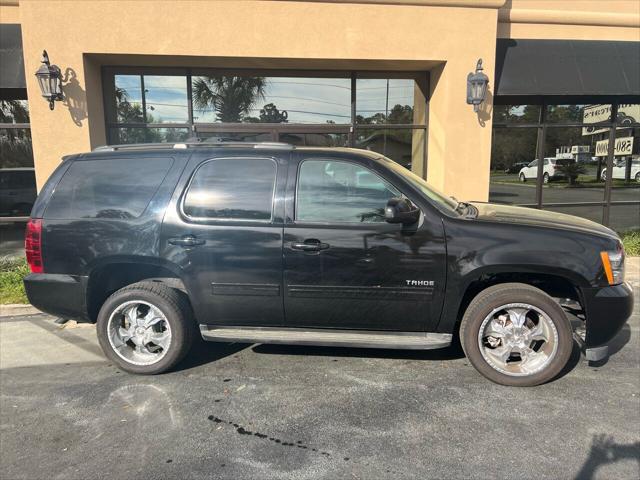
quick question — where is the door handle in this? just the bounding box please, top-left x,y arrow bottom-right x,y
168,235 -> 205,247
291,240 -> 330,252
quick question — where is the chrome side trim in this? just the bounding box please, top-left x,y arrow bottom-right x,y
199,325 -> 452,350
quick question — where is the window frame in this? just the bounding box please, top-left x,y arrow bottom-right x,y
491,95 -> 640,227
179,156 -> 278,224
293,157 -> 414,226
102,67 -> 429,173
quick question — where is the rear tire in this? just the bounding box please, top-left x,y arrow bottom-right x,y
460,283 -> 573,386
543,173 -> 550,184
96,281 -> 196,374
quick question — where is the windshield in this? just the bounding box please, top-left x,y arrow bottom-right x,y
377,157 -> 459,214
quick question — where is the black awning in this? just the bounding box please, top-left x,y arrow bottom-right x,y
0,24 -> 26,90
495,39 -> 640,96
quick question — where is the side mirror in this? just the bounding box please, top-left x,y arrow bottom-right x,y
385,197 -> 420,225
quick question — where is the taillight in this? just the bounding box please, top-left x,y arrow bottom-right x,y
25,219 -> 43,273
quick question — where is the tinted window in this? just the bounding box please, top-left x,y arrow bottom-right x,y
45,157 -> 173,219
183,158 -> 276,220
296,159 -> 400,223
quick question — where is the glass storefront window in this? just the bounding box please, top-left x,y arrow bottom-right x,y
0,128 -> 33,168
0,99 -> 29,124
114,75 -> 144,123
279,132 -> 349,147
489,127 -> 538,204
542,126 -> 605,204
110,127 -> 190,144
610,124 -> 640,202
191,75 -> 351,124
355,128 -> 424,170
546,103 -> 612,124
196,131 -> 273,143
356,78 -> 419,125
493,104 -> 540,124
609,204 -> 640,234
143,76 -> 189,124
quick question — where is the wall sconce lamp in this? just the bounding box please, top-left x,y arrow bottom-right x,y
467,59 -> 489,113
35,50 -> 63,110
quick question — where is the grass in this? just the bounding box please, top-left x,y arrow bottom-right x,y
0,257 -> 29,304
622,230 -> 640,257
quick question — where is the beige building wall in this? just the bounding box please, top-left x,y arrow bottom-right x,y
9,0 -> 640,201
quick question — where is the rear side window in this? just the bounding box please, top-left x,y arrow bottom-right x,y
45,157 -> 173,219
182,158 -> 276,221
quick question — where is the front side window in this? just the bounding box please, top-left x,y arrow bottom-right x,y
296,159 -> 400,223
183,158 -> 276,221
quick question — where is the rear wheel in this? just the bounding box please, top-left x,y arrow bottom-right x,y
601,170 -> 607,181
635,172 -> 640,183
460,283 -> 573,386
96,281 -> 195,374
543,172 -> 550,184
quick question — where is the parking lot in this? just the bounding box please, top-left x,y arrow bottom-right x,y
1,262 -> 639,480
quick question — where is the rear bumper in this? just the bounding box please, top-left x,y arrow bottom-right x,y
23,273 -> 89,321
578,282 -> 634,358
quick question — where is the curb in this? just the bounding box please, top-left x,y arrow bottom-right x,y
0,304 -> 41,317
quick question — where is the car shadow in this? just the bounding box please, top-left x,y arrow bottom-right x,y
251,343 -> 466,361
174,339 -> 250,372
586,324 -> 632,368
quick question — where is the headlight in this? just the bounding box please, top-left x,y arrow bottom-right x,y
600,244 -> 625,285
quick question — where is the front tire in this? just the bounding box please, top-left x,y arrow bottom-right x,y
519,173 -> 526,183
543,173 -> 550,184
460,283 -> 573,386
96,281 -> 196,374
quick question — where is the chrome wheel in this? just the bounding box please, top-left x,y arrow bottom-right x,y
107,300 -> 172,366
478,303 -> 558,377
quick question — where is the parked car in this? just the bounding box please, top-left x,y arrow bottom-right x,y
601,158 -> 640,182
519,157 -> 574,183
0,167 -> 36,217
24,142 -> 633,386
504,162 -> 528,174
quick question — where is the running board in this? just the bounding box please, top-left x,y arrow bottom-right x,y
199,326 -> 452,350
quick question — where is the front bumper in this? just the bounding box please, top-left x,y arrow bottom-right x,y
577,281 -> 634,360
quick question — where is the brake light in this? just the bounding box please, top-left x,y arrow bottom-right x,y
25,219 -> 43,273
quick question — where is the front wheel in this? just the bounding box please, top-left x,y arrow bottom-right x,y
601,170 -> 607,181
519,173 -> 526,183
460,283 -> 573,386
96,281 -> 196,374
543,173 -> 550,184
635,172 -> 640,183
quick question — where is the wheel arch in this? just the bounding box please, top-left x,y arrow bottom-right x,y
86,257 -> 189,323
438,265 -> 588,336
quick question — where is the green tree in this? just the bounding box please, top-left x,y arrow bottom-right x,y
192,76 -> 266,122
556,162 -> 587,186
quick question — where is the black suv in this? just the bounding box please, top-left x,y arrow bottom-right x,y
24,142 -> 633,386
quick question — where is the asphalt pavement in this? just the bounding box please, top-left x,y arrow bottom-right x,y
1,262 -> 639,480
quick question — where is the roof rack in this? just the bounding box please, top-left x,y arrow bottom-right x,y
92,141 -> 294,152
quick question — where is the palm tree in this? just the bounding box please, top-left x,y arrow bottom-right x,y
192,76 -> 266,122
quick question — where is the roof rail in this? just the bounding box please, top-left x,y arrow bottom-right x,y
92,141 -> 294,152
